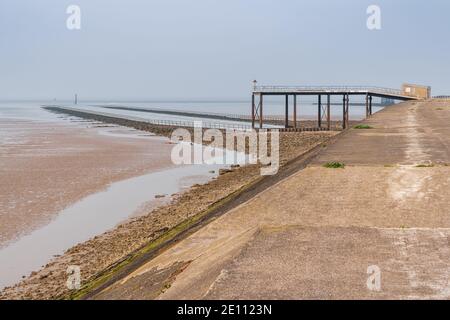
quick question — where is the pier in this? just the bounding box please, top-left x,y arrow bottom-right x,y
251,85 -> 419,130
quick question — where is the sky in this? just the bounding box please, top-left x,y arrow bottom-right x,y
0,0 -> 449,101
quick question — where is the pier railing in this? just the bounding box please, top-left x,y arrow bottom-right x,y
253,85 -> 403,96
138,118 -> 253,130
98,105 -> 290,122
50,106 -> 254,130
434,95 -> 450,99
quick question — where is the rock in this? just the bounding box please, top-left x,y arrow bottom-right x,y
155,194 -> 166,199
219,169 -> 233,175
155,227 -> 169,233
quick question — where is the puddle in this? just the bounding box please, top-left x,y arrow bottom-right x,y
0,147 -> 246,290
95,127 -> 160,140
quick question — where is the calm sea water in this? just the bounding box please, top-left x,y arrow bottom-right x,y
0,100 -> 252,289
83,99 -> 379,120
0,98 -> 385,130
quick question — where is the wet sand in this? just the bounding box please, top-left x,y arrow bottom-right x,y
0,129 -> 336,299
0,118 -> 174,248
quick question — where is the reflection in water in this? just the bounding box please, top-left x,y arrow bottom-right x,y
0,147 -> 245,289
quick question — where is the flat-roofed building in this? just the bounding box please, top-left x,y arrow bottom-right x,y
402,83 -> 431,99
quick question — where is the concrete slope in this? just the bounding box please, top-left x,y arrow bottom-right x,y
95,100 -> 450,300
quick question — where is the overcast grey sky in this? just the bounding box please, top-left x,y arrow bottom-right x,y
0,0 -> 449,100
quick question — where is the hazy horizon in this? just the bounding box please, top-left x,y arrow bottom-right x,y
1,0 -> 449,101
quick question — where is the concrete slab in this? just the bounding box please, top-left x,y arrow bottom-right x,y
205,226 -> 450,300
95,100 -> 450,300
313,101 -> 450,166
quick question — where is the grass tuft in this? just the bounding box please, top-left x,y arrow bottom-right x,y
354,124 -> 373,129
323,162 -> 345,169
415,163 -> 434,168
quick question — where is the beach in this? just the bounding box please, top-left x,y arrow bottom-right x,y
1,106 -> 243,291
0,112 -> 336,299
0,118 -> 176,248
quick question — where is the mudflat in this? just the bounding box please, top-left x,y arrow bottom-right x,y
0,119 -> 174,248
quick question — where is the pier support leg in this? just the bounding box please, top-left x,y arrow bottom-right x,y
327,94 -> 331,130
365,94 -> 369,118
285,95 -> 289,128
260,94 -> 264,129
342,95 -> 346,129
293,95 -> 297,129
318,95 -> 322,128
251,94 -> 255,129
369,95 -> 373,116
346,94 -> 350,127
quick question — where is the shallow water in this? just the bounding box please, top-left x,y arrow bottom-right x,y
0,151 -> 245,290
88,99 -> 378,119
0,102 -> 248,290
70,101 -> 375,125
70,105 -> 268,129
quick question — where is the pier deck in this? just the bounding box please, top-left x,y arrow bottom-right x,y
252,85 -> 419,130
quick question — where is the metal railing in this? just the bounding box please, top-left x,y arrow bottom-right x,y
49,106 -> 254,130
434,95 -> 450,99
97,104 -> 252,123
140,118 -> 252,130
253,85 -> 404,96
